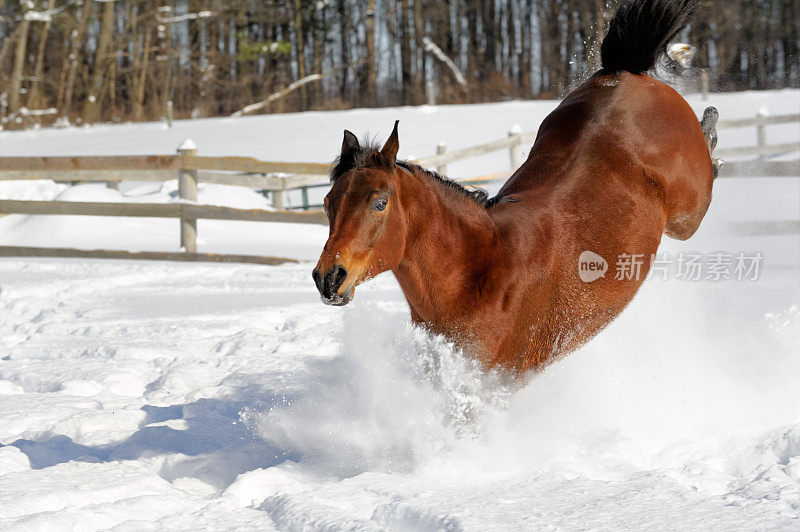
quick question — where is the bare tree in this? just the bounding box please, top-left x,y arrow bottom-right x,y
82,0 -> 115,123
8,5 -> 31,113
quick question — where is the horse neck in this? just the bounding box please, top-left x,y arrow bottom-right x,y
392,168 -> 499,322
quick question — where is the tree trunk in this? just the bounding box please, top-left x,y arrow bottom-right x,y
337,0 -> 350,104
292,0 -> 308,110
27,0 -> 56,111
482,0 -> 496,83
82,0 -> 116,123
411,0 -> 423,100
153,3 -> 173,119
364,0 -> 376,107
60,0 -> 93,117
564,2 -> 578,91
400,0 -> 413,104
0,23 -> 25,79
520,1 -> 532,96
9,13 -> 31,113
312,5 -> 325,108
134,25 -> 152,121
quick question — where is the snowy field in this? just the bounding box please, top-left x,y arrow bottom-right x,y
1,89 -> 799,530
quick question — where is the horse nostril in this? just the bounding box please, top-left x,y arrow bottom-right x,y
333,266 -> 347,291
312,269 -> 323,293
322,265 -> 348,298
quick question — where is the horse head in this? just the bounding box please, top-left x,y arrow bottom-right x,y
312,121 -> 407,305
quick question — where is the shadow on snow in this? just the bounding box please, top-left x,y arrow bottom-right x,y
5,385 -> 301,491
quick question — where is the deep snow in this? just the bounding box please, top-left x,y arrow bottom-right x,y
1,90 -> 799,530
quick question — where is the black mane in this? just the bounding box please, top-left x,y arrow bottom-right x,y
330,141 -> 493,207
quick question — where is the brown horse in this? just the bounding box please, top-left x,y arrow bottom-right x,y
313,0 -> 720,375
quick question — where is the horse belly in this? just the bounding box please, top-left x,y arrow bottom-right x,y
508,192 -> 664,371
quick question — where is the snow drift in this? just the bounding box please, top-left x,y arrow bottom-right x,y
0,90 -> 798,529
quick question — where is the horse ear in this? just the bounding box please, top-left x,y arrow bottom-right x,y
331,130 -> 360,182
341,130 -> 359,158
379,120 -> 399,166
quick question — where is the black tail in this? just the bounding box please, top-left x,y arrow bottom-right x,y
601,0 -> 696,74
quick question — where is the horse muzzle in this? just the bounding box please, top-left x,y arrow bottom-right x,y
312,264 -> 354,306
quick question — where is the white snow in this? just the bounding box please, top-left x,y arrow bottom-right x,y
0,89 -> 798,530
177,138 -> 197,152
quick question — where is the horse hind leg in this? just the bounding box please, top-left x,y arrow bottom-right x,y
665,107 -> 720,241
701,106 -> 723,179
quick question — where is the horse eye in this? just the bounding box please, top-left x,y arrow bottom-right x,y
372,199 -> 387,212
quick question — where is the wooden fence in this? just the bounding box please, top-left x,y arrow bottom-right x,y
716,110 -> 800,168
0,142 -> 329,263
1,109 -> 797,264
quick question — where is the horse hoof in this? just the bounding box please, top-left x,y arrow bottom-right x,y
702,106 -> 719,129
712,158 -> 724,180
701,107 -> 719,155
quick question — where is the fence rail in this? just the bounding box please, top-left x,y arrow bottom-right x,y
722,160 -> 799,177
413,132 -> 535,169
716,142 -> 800,159
1,108 -> 797,265
717,112 -> 799,129
0,154 -> 326,194
0,199 -> 328,224
0,245 -> 298,265
0,154 -> 330,176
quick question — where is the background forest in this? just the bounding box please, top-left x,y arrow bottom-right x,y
1,0 -> 798,128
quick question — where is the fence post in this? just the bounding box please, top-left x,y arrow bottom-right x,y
166,100 -> 174,128
436,142 -> 447,175
301,186 -> 309,211
426,81 -> 436,106
508,124 -> 523,170
177,138 -> 198,253
273,178 -> 286,210
756,107 -> 768,161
